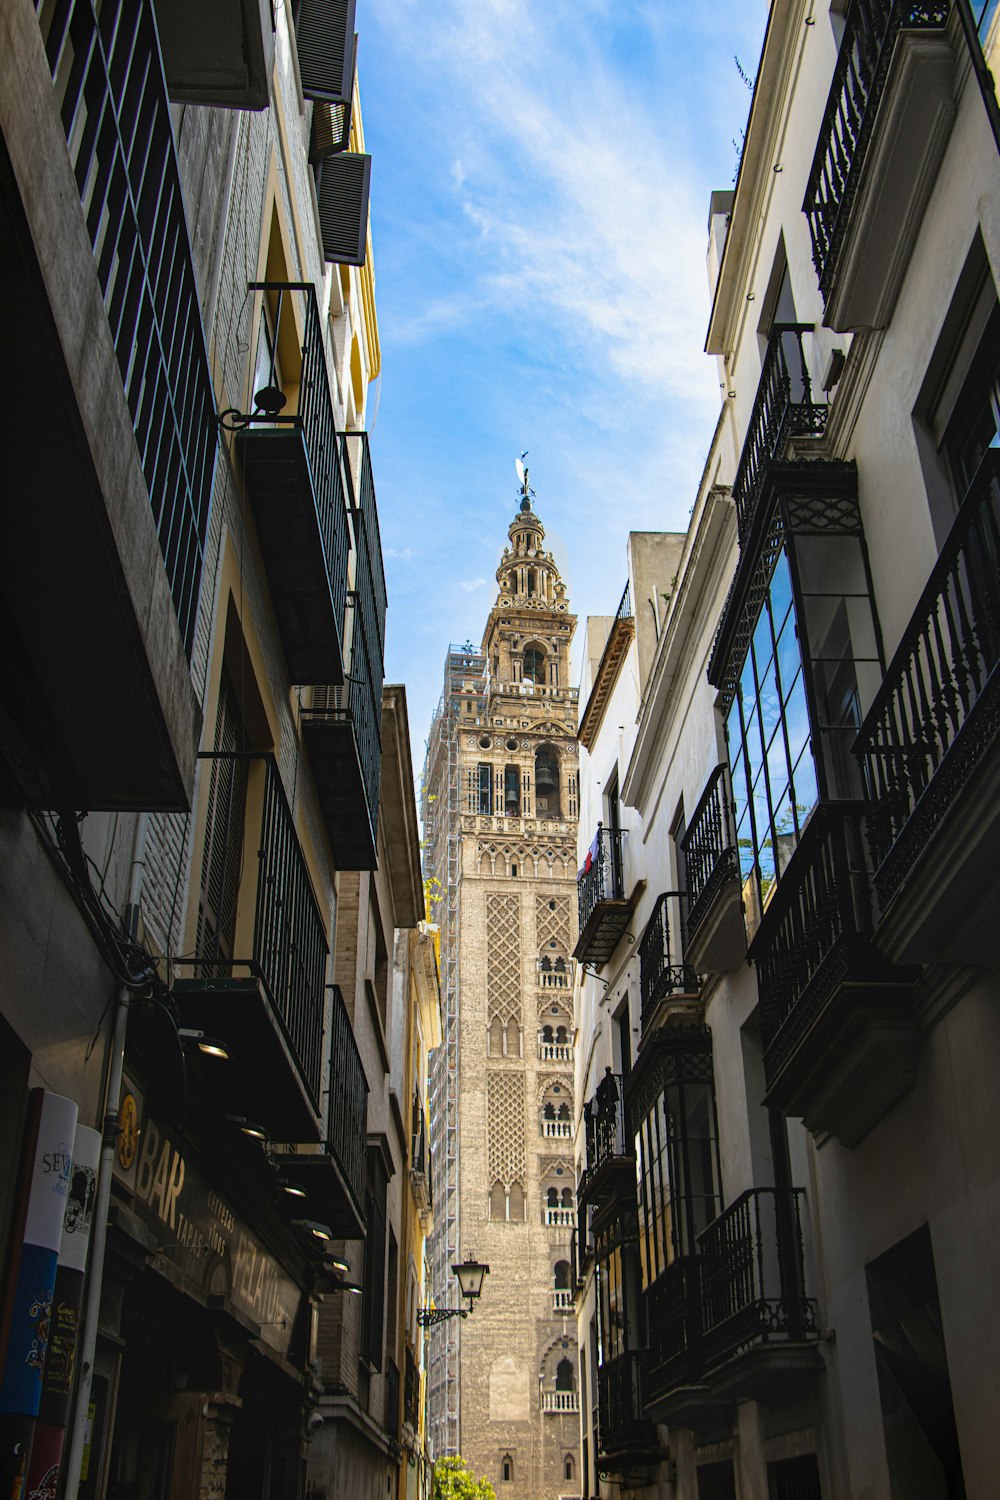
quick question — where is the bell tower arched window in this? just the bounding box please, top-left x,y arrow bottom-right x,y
523,644 -> 545,685
534,745 -> 560,816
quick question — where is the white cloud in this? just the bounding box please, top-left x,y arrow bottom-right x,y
460,577 -> 487,592
384,545 -> 413,561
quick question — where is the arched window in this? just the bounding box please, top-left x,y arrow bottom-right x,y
557,1102 -> 570,1122
527,569 -> 537,597
561,1186 -> 573,1208
523,645 -> 545,684
556,1358 -> 575,1392
547,1186 -> 559,1208
564,1455 -> 575,1482
554,1260 -> 571,1290
534,745 -> 560,816
509,1182 -> 525,1221
542,1024 -> 554,1045
544,1102 -> 556,1121
501,1455 -> 513,1484
504,765 -> 520,815
490,1181 -> 507,1220
488,1017 -> 504,1055
505,1019 -> 521,1057
555,1025 -> 568,1044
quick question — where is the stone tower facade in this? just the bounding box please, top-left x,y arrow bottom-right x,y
424,480 -> 582,1498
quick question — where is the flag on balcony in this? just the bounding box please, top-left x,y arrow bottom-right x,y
579,830 -> 600,879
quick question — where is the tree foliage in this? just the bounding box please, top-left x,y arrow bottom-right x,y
432,1456 -> 497,1500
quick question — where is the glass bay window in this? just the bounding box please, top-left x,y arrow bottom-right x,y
717,474 -> 884,937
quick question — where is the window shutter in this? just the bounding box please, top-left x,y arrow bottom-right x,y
316,154 -> 372,267
295,0 -> 356,103
310,99 -> 352,162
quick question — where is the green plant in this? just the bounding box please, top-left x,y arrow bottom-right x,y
432,1456 -> 497,1500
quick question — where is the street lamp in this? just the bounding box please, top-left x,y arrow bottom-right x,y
417,1256 -> 490,1327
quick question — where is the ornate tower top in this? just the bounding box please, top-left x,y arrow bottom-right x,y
494,457 -> 569,612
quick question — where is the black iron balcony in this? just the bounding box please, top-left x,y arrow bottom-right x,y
642,1258 -> 707,1421
299,432 -> 385,871
404,1344 -> 420,1431
638,893 -> 701,1034
681,767 -> 746,973
2,0 -> 217,808
273,984 -> 367,1238
173,753 -> 328,1141
698,1189 -> 818,1401
574,827 -> 634,968
579,1071 -> 634,1211
385,1356 -> 401,1442
856,454 -> 1000,963
235,283 -> 351,686
751,802 -> 918,1147
411,1109 -> 432,1216
596,1351 -> 661,1478
733,325 -> 827,550
803,0 -> 954,331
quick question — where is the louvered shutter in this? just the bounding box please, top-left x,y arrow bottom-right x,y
316,153 -> 372,267
296,0 -> 356,104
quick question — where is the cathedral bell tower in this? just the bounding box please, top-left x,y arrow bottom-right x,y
423,463 -> 581,1497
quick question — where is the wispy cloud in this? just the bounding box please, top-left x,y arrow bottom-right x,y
460,578 -> 487,592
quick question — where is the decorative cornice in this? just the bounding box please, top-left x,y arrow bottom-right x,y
577,617 -> 636,751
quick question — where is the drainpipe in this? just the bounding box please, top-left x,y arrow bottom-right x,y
62,812 -> 148,1500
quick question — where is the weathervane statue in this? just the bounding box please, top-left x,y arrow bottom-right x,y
515,450 -> 534,511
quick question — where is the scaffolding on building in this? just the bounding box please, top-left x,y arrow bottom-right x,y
422,643 -> 487,1461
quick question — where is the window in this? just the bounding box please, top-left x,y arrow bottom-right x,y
524,644 -> 545,682
555,1357 -> 575,1392
508,1182 -> 525,1221
535,745 -> 560,816
943,299 -> 1000,494
490,1181 -> 507,1220
554,1260 -> 571,1290
197,671 -> 248,965
504,765 -> 520,815
488,1018 -> 504,1055
725,536 -> 880,933
564,1455 -> 575,1482
361,1148 -> 389,1369
596,1242 -> 628,1362
501,1455 -> 514,1483
478,762 -> 493,815
635,1031 -> 722,1288
505,1019 -> 520,1057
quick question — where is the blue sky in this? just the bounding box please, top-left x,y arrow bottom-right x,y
359,0 -> 771,756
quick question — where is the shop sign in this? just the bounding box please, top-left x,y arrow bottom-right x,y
129,1112 -> 301,1359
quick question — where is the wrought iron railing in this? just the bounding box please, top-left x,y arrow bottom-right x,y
196,753 -> 328,1105
327,984 -> 367,1214
856,453 -> 1000,907
577,826 -> 627,932
581,1071 -> 632,1198
385,1357 -> 401,1440
697,1188 -> 816,1367
681,766 -> 740,941
638,893 -> 700,1029
733,324 -> 827,548
643,1257 -> 703,1394
37,0 -> 217,655
597,1350 -> 651,1457
244,281 -> 352,653
803,0 -> 952,300
341,431 -> 388,673
616,581 -> 633,624
752,803 -> 876,1079
404,1345 -> 420,1430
